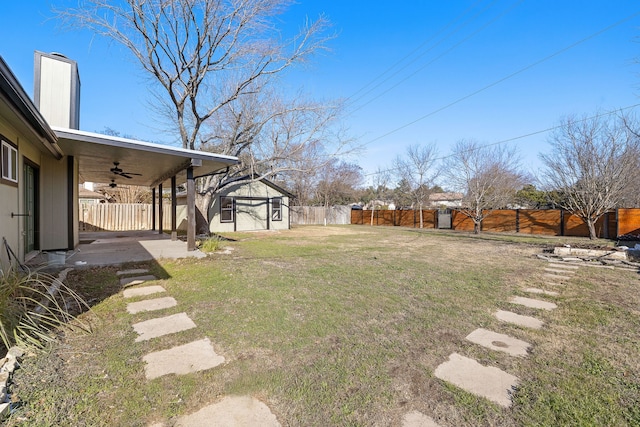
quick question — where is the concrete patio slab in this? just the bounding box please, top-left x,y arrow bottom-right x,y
143,338 -> 225,380
495,310 -> 543,329
121,275 -> 158,287
123,285 -> 166,299
434,353 -> 518,407
117,268 -> 149,276
133,312 -> 196,342
510,296 -> 557,311
127,297 -> 177,314
465,328 -> 531,356
524,288 -> 559,297
402,410 -> 442,427
27,231 -> 207,268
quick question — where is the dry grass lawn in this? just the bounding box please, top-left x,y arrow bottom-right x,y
6,225 -> 640,426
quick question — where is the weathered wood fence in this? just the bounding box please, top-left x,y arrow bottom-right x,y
351,208 -> 640,239
79,203 -> 187,232
80,203 -> 352,231
290,206 -> 351,225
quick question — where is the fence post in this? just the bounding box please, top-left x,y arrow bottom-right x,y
516,209 -> 520,233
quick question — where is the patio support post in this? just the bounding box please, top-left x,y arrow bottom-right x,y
186,167 -> 196,251
171,176 -> 177,241
151,188 -> 156,231
158,183 -> 163,234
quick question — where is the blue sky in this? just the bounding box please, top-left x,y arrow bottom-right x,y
2,1 -> 639,187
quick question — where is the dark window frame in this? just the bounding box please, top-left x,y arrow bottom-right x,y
272,197 -> 282,221
220,196 -> 234,223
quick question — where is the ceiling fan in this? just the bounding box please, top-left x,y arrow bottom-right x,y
110,162 -> 142,179
109,180 -> 117,188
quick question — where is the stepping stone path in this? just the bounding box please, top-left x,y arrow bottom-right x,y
132,312 -> 196,342
465,328 -> 531,357
434,353 -> 519,407
117,268 -> 281,426
510,296 -> 558,311
432,257 -> 577,412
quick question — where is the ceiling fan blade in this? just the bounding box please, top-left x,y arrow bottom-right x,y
120,173 -> 134,179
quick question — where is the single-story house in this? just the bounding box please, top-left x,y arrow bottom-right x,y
209,175 -> 293,232
429,192 -> 464,208
0,52 -> 238,265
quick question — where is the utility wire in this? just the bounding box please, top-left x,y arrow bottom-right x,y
348,0 -> 496,106
361,10 -> 640,149
350,0 -> 523,112
363,103 -> 640,177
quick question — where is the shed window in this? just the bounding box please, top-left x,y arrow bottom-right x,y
220,196 -> 234,223
1,140 -> 18,184
272,198 -> 282,221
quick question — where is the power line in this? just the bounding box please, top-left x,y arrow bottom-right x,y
347,0 -> 498,106
350,0 -> 524,113
360,10 -> 640,149
363,103 -> 640,177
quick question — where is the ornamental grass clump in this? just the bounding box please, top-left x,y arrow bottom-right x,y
199,235 -> 223,253
0,264 -> 91,353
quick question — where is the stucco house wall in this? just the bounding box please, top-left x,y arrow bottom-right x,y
209,178 -> 292,232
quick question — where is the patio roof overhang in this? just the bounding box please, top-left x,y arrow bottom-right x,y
53,127 -> 238,188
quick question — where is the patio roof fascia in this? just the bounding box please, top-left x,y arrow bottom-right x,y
52,126 -> 239,187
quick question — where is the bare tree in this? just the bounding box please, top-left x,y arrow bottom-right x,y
444,140 -> 526,234
314,160 -> 363,208
59,0 -> 348,232
540,114 -> 639,239
394,144 -> 439,228
368,167 -> 391,226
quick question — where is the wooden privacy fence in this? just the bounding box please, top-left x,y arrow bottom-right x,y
79,203 -> 187,232
351,208 -> 640,239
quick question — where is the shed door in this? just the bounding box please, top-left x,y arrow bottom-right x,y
236,199 -> 268,231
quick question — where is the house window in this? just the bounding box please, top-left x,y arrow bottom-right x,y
272,198 -> 282,221
1,139 -> 18,184
220,196 -> 234,223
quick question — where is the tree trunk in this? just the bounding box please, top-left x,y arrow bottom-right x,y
196,192 -> 214,235
586,218 -> 597,240
473,219 -> 481,234
370,206 -> 375,226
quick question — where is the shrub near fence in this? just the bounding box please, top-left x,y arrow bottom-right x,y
351,208 -> 640,239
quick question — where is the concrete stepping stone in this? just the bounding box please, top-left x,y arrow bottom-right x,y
159,396 -> 282,427
116,268 -> 149,276
123,285 -> 166,299
465,328 -> 531,357
127,297 -> 177,314
543,273 -> 572,282
495,310 -> 543,329
121,275 -> 158,287
544,281 -> 565,287
544,267 -> 575,275
402,410 -> 442,427
133,312 -> 196,342
143,338 -> 225,380
434,353 -> 518,407
547,262 -> 579,270
524,287 -> 559,297
510,296 -> 557,311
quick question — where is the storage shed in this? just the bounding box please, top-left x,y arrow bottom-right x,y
209,176 -> 293,232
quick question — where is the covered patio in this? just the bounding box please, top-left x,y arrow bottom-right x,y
54,127 -> 238,252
